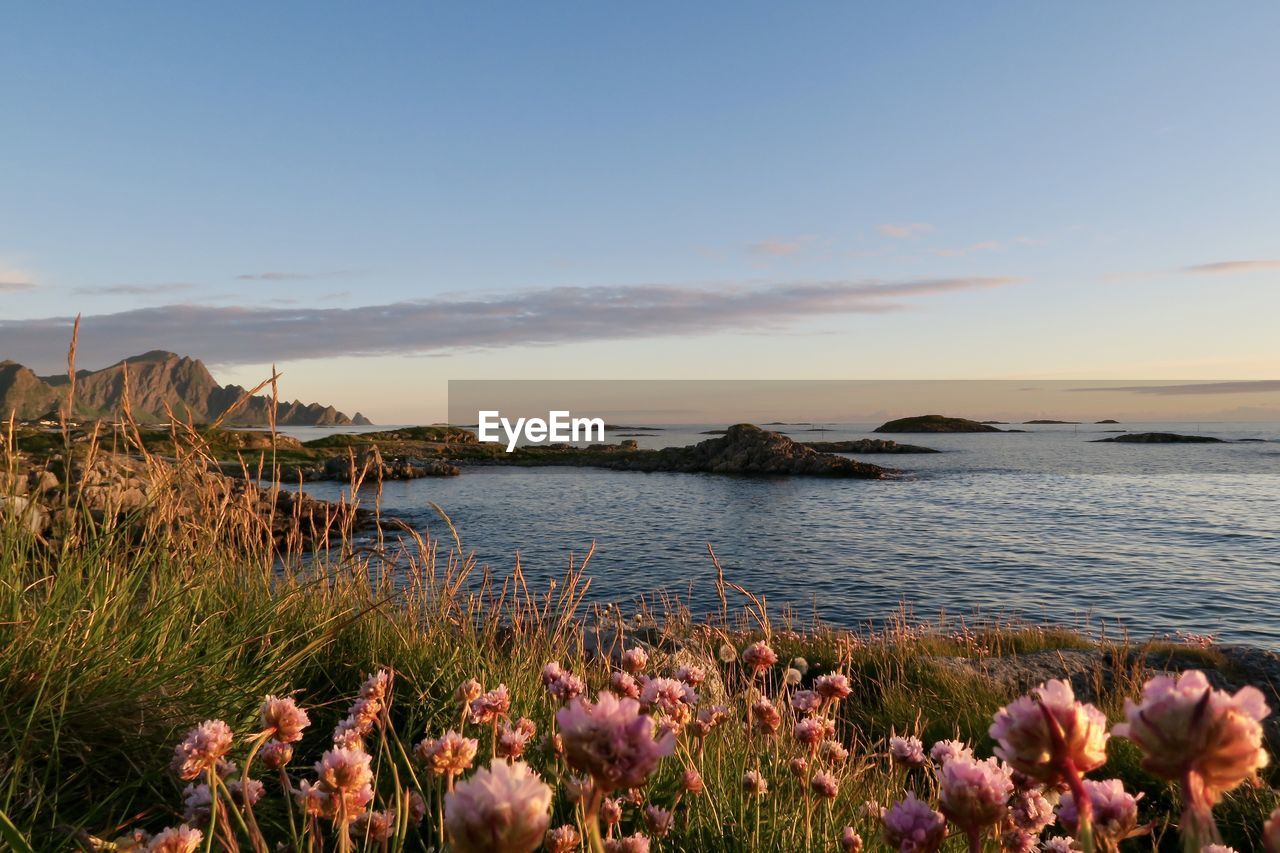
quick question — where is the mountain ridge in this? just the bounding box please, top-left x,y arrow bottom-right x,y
1,351 -> 371,426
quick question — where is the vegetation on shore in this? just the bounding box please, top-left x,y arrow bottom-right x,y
1,371 -> 1278,851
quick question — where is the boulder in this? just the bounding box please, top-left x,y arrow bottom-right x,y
0,494 -> 50,535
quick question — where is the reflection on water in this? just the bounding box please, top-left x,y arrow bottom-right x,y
289,422 -> 1280,647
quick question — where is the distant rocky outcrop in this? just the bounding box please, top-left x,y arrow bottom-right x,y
322,451 -> 459,481
0,360 -> 60,420
874,415 -> 1003,433
1095,419 -> 1120,424
1093,432 -> 1224,444
802,439 -> 939,454
1,350 -> 369,426
1023,419 -> 1081,425
605,424 -> 892,477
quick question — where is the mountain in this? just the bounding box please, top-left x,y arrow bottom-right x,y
0,361 -> 60,420
1,351 -> 371,426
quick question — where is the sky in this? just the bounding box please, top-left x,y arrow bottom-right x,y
2,2 -> 1278,422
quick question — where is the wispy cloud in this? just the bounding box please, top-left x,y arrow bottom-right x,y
931,240 -> 1002,258
73,283 -> 195,296
747,236 -> 816,257
234,270 -> 357,281
0,261 -> 37,292
1181,260 -> 1280,275
0,275 -> 1022,369
877,223 -> 933,239
1071,381 -> 1280,396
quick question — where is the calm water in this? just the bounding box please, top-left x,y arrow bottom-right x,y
288,422 -> 1280,647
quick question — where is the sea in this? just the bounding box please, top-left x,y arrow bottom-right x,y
275,422 -> 1280,648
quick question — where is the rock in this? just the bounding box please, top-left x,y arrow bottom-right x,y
116,487 -> 148,510
874,415 -> 1003,433
609,424 -> 892,478
1095,419 -> 1120,424
322,451 -> 459,481
0,471 -> 29,495
32,469 -> 59,492
1093,432 -> 1223,444
802,439 -> 939,454
0,494 -> 50,535
1023,420 -> 1081,424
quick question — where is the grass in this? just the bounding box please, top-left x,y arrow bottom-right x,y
0,402 -> 1276,851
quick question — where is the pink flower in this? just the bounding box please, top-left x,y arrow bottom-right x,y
790,756 -> 809,777
146,825 -> 203,853
227,777 -> 264,808
457,678 -> 483,703
840,826 -> 864,852
889,735 -> 926,768
444,759 -> 552,853
181,783 -> 213,822
641,677 -> 697,720
1009,786 -> 1056,834
795,717 -> 826,750
409,790 -> 427,824
1113,670 -> 1270,804
881,792 -> 946,853
310,747 -> 375,822
170,720 -> 233,781
352,809 -> 396,842
620,647 -> 649,674
676,665 -> 706,687
793,690 -> 822,716
741,640 -> 778,672
810,771 -> 840,799
751,698 -> 782,735
929,739 -> 973,766
815,673 -> 852,701
937,755 -> 1014,833
550,672 -> 586,703
1000,829 -> 1037,853
416,730 -> 479,776
989,679 -> 1108,785
1042,837 -> 1078,853
497,718 -> 538,759
610,671 -> 642,699
542,661 -> 567,686
1201,847 -> 1239,853
742,769 -> 768,795
1057,779 -> 1137,843
821,739 -> 850,764
693,705 -> 729,737
682,767 -> 705,793
360,669 -> 392,703
643,804 -> 674,838
604,833 -> 651,853
601,797 -> 624,826
470,684 -> 512,725
556,691 -> 676,790
545,824 -> 582,853
260,695 -> 310,743
259,739 -> 294,770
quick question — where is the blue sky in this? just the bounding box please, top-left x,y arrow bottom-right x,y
2,2 -> 1278,421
